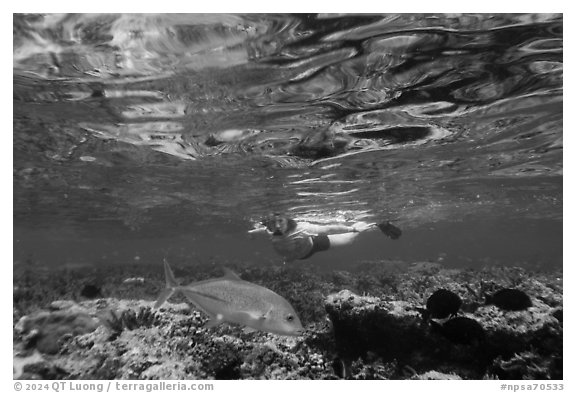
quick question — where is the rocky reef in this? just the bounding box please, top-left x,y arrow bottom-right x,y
13,260 -> 562,379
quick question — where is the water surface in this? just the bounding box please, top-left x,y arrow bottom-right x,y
13,14 -> 563,271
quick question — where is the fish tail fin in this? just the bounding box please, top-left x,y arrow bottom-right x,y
154,259 -> 178,309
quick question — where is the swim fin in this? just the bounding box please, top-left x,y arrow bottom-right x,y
377,221 -> 402,239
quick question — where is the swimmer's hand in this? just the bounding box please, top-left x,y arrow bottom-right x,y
248,225 -> 268,239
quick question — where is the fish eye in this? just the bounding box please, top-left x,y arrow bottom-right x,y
286,314 -> 294,322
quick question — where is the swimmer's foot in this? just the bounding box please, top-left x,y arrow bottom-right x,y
377,221 -> 402,239
351,221 -> 374,232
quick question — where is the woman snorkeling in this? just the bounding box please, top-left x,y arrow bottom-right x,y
249,213 -> 402,262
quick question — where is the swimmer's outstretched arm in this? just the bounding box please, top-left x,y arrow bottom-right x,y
247,224 -> 269,237
248,227 -> 268,234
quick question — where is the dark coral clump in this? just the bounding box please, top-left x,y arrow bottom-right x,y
424,289 -> 462,320
430,317 -> 485,345
101,307 -> 162,341
80,284 -> 103,299
485,288 -> 533,311
324,264 -> 562,379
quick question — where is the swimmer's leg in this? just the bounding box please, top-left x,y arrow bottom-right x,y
352,220 -> 402,239
326,232 -> 361,247
297,232 -> 358,261
351,221 -> 377,232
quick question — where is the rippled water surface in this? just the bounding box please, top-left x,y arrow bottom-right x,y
13,14 -> 563,270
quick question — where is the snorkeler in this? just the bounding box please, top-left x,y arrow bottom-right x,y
248,213 -> 402,262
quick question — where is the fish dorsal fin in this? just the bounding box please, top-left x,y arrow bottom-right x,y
222,267 -> 242,281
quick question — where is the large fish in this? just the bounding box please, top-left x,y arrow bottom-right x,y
154,260 -> 304,336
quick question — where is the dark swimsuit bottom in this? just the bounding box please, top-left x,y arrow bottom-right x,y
300,234 -> 331,260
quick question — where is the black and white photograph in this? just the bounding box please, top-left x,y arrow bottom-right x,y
13,13 -> 563,382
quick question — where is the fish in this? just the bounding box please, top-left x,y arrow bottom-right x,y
154,260 -> 304,336
421,289 -> 462,321
485,288 -> 532,311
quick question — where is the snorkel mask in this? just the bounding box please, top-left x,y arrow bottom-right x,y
262,213 -> 297,236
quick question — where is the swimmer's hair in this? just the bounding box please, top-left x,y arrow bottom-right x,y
261,212 -> 286,224
286,218 -> 297,233
262,217 -> 275,232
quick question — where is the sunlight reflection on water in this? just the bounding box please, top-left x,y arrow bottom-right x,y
13,13 -> 562,269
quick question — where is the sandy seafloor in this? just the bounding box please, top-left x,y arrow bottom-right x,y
13,259 -> 562,380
